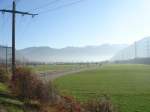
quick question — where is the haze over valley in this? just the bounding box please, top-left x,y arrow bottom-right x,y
17,44 -> 127,62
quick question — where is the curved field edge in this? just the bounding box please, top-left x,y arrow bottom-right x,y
54,64 -> 150,112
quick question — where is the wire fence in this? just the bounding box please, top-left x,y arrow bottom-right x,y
0,46 -> 12,71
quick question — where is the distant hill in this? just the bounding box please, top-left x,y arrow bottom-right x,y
18,44 -> 127,63
112,37 -> 150,61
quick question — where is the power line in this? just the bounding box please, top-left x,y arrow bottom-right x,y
38,0 -> 85,14
29,0 -> 61,11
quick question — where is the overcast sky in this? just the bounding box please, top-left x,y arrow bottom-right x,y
1,0 -> 150,49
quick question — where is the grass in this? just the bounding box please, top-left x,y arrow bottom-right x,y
5,105 -> 24,112
54,64 -> 150,112
0,82 -> 24,112
0,83 -> 9,93
30,64 -> 83,73
29,63 -> 98,73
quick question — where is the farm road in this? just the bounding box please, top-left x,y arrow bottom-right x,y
38,65 -> 101,82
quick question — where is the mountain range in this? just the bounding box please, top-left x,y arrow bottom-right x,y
17,44 -> 127,63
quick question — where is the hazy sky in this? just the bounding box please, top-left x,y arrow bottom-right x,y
1,0 -> 150,49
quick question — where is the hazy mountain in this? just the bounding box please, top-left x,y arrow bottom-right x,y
18,44 -> 127,63
112,37 -> 150,61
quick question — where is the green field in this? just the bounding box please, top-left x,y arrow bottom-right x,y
54,64 -> 150,112
30,64 -> 92,73
0,83 -> 9,93
0,82 -> 23,112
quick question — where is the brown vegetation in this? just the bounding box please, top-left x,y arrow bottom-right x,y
54,95 -> 116,112
0,67 -> 10,83
10,67 -> 53,103
83,97 -> 115,112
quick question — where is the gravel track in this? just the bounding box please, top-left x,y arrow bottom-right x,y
38,66 -> 101,82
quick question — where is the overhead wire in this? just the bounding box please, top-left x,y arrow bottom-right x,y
37,0 -> 85,14
28,0 -> 61,11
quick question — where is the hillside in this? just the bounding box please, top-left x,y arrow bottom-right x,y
18,44 -> 127,63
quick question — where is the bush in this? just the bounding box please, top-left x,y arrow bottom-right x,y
11,67 -> 54,104
84,97 -> 116,112
34,81 -> 50,103
0,68 -> 10,83
11,67 -> 37,100
55,95 -> 117,112
57,95 -> 82,112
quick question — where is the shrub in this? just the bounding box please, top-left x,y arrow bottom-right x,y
56,95 -> 116,112
11,67 -> 39,100
47,81 -> 58,103
84,97 -> 116,112
11,67 -> 55,105
0,68 -> 10,83
34,81 -> 50,103
56,95 -> 82,112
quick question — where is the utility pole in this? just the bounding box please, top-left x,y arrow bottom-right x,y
0,1 -> 38,75
12,1 -> 15,75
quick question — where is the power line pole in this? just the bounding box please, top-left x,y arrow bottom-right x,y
12,1 -> 15,75
0,1 -> 38,75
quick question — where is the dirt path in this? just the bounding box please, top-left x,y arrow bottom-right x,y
38,65 -> 101,82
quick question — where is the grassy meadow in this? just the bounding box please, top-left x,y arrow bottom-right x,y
54,64 -> 150,112
31,64 -> 77,72
30,64 -> 91,73
0,82 -> 23,112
